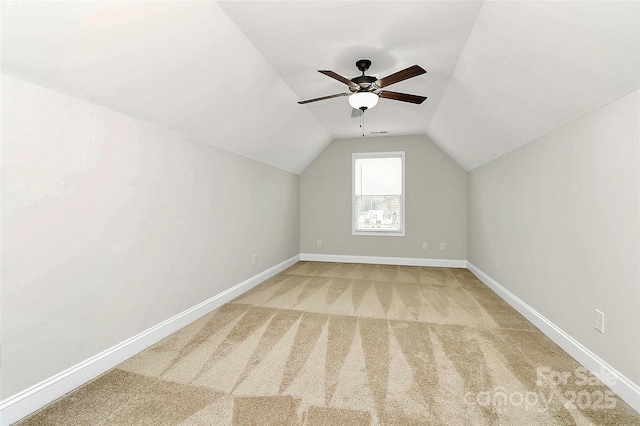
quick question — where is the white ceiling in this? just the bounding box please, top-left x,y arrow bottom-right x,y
2,1 -> 639,173
1,1 -> 330,174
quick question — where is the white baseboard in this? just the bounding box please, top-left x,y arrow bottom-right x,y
300,253 -> 466,268
0,254 -> 300,426
467,262 -> 640,414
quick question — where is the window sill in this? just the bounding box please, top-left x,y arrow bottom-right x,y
352,230 -> 405,237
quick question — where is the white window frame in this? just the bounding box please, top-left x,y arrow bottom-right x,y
352,151 -> 405,236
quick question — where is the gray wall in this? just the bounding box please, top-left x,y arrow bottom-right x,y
300,135 -> 467,260
468,90 -> 640,385
1,75 -> 300,398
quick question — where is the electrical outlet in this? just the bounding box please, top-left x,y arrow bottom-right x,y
440,243 -> 446,251
252,254 -> 257,265
422,242 -> 428,250
317,239 -> 322,247
595,309 -> 604,333
495,258 -> 499,270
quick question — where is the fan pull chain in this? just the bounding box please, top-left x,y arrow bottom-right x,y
361,109 -> 365,137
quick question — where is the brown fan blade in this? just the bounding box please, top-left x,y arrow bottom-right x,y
298,93 -> 349,104
376,65 -> 426,88
379,90 -> 427,104
318,70 -> 358,88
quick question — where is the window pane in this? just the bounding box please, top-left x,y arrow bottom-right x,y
354,157 -> 401,195
355,195 -> 402,230
353,154 -> 404,233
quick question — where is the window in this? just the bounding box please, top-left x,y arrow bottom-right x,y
352,151 -> 405,236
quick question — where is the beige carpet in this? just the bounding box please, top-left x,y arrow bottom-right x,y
17,262 -> 640,425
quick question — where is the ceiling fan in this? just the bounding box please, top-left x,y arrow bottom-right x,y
298,59 -> 427,111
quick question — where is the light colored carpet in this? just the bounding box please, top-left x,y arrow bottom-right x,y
16,262 -> 640,425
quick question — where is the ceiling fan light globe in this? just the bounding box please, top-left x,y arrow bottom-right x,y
349,92 -> 378,110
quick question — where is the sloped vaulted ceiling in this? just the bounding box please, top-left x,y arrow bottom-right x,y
218,0 -> 639,171
428,1 -> 640,170
1,1 -> 331,174
2,1 -> 639,173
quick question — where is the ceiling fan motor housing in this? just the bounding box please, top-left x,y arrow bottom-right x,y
351,59 -> 377,92
350,75 -> 378,92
